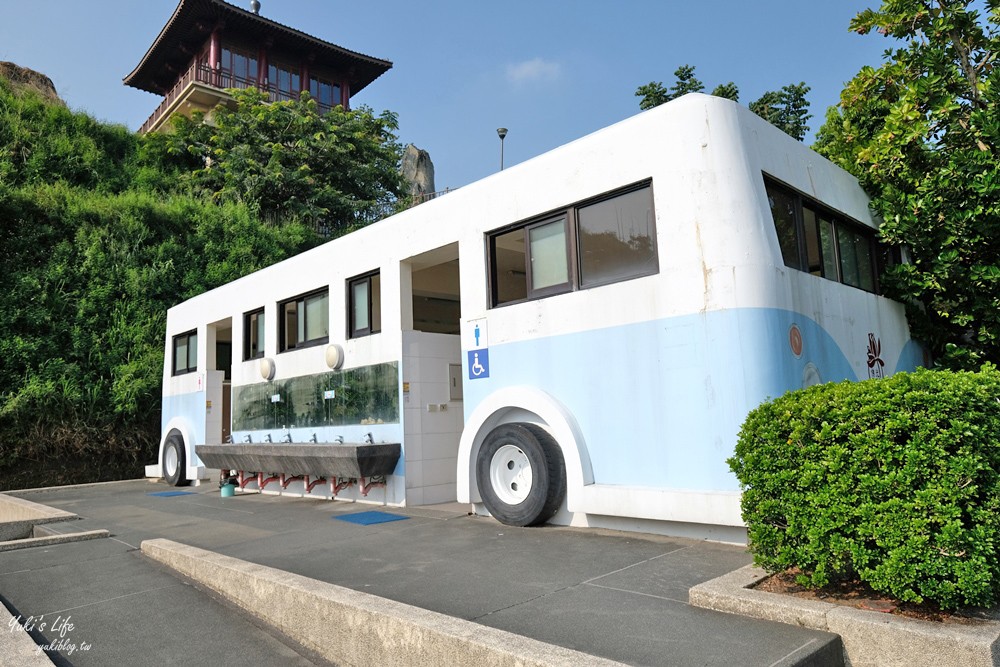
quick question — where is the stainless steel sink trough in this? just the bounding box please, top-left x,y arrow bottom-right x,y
194,443 -> 401,480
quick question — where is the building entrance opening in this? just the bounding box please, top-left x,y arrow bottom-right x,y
207,318 -> 233,444
402,243 -> 463,505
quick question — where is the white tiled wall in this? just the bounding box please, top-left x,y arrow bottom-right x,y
402,331 -> 462,505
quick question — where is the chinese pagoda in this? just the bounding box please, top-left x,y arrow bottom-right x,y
124,0 -> 392,134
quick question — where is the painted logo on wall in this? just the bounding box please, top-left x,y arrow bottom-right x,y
867,333 -> 885,379
788,324 -> 803,358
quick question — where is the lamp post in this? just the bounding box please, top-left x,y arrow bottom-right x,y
497,127 -> 508,170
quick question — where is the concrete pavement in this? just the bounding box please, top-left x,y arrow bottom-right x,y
1,479 -> 843,665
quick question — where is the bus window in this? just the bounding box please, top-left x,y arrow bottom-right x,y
528,217 -> 570,292
764,174 -> 880,294
491,229 -> 528,305
172,330 -> 197,375
489,180 -> 656,307
349,271 -> 381,338
578,185 -> 657,288
767,184 -> 800,269
837,226 -> 877,292
819,215 -> 838,280
244,308 -> 265,360
279,289 -> 329,351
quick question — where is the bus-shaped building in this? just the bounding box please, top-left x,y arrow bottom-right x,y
149,94 -> 922,542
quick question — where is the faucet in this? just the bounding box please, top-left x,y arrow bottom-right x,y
282,432 -> 292,443
265,433 -> 272,443
335,435 -> 344,444
310,433 -> 318,443
243,434 -> 252,443
364,432 -> 374,445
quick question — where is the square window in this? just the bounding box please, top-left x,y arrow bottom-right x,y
491,228 -> 528,305
819,216 -> 839,280
577,186 -> 657,288
172,330 -> 198,376
349,271 -> 381,338
279,289 -> 329,351
528,218 -> 569,292
487,181 -> 657,307
309,76 -> 340,110
244,308 -> 265,360
837,226 -> 876,292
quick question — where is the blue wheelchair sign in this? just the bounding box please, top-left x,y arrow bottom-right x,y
468,349 -> 490,380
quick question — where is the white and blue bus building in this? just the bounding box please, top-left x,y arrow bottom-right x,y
149,94 -> 922,542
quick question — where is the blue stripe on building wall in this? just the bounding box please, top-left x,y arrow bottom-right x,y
162,391 -> 206,460
463,308 -> 913,492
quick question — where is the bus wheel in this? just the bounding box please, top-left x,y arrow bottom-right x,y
163,434 -> 188,487
476,423 -> 565,527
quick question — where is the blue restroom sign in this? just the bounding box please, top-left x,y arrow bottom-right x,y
468,349 -> 490,380
470,319 -> 489,349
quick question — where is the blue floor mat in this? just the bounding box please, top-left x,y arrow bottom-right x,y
335,511 -> 408,526
147,491 -> 196,497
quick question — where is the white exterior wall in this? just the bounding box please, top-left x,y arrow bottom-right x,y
155,94 -> 919,537
401,332 -> 463,505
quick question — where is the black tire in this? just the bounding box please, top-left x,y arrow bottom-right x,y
475,423 -> 566,527
162,433 -> 188,487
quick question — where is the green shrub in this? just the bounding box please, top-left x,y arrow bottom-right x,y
728,367 -> 1000,609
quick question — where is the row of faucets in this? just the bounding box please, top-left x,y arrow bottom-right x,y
236,432 -> 373,444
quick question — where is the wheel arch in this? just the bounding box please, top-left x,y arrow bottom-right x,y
458,386 -> 593,509
159,417 -> 197,475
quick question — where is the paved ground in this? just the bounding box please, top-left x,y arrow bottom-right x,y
0,480 -> 843,666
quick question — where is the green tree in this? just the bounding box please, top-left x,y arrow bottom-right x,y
710,81 -> 740,102
0,76 -> 407,488
815,0 -> 1000,368
144,87 -> 406,237
635,64 -> 811,140
748,82 -> 812,141
635,64 -> 705,110
0,77 -> 138,192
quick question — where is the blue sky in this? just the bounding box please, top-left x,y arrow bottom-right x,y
0,1 -> 894,191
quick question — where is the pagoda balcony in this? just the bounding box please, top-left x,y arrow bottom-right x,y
137,62 -> 333,134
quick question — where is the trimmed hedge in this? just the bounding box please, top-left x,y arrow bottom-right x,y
728,367 -> 1000,609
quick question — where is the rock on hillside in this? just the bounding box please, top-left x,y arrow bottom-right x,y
0,61 -> 64,105
401,144 -> 435,199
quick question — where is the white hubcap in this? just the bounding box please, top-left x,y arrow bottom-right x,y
489,444 -> 532,505
165,446 -> 178,476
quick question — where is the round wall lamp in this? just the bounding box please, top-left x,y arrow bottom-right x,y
325,344 -> 345,370
259,357 -> 276,381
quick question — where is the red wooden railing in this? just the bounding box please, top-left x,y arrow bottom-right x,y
138,62 -> 335,134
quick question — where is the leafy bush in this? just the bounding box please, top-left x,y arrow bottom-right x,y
0,74 -> 405,489
0,77 -> 138,192
728,367 -> 1000,609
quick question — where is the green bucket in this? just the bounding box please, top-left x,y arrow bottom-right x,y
220,484 -> 236,498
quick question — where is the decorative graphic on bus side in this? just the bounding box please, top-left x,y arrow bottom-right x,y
867,333 -> 885,379
788,324 -> 803,358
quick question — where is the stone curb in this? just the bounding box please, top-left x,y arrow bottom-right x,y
0,494 -> 79,541
142,538 -> 623,667
2,478 -> 151,494
689,565 -> 1000,667
0,494 -> 77,521
0,529 -> 110,553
